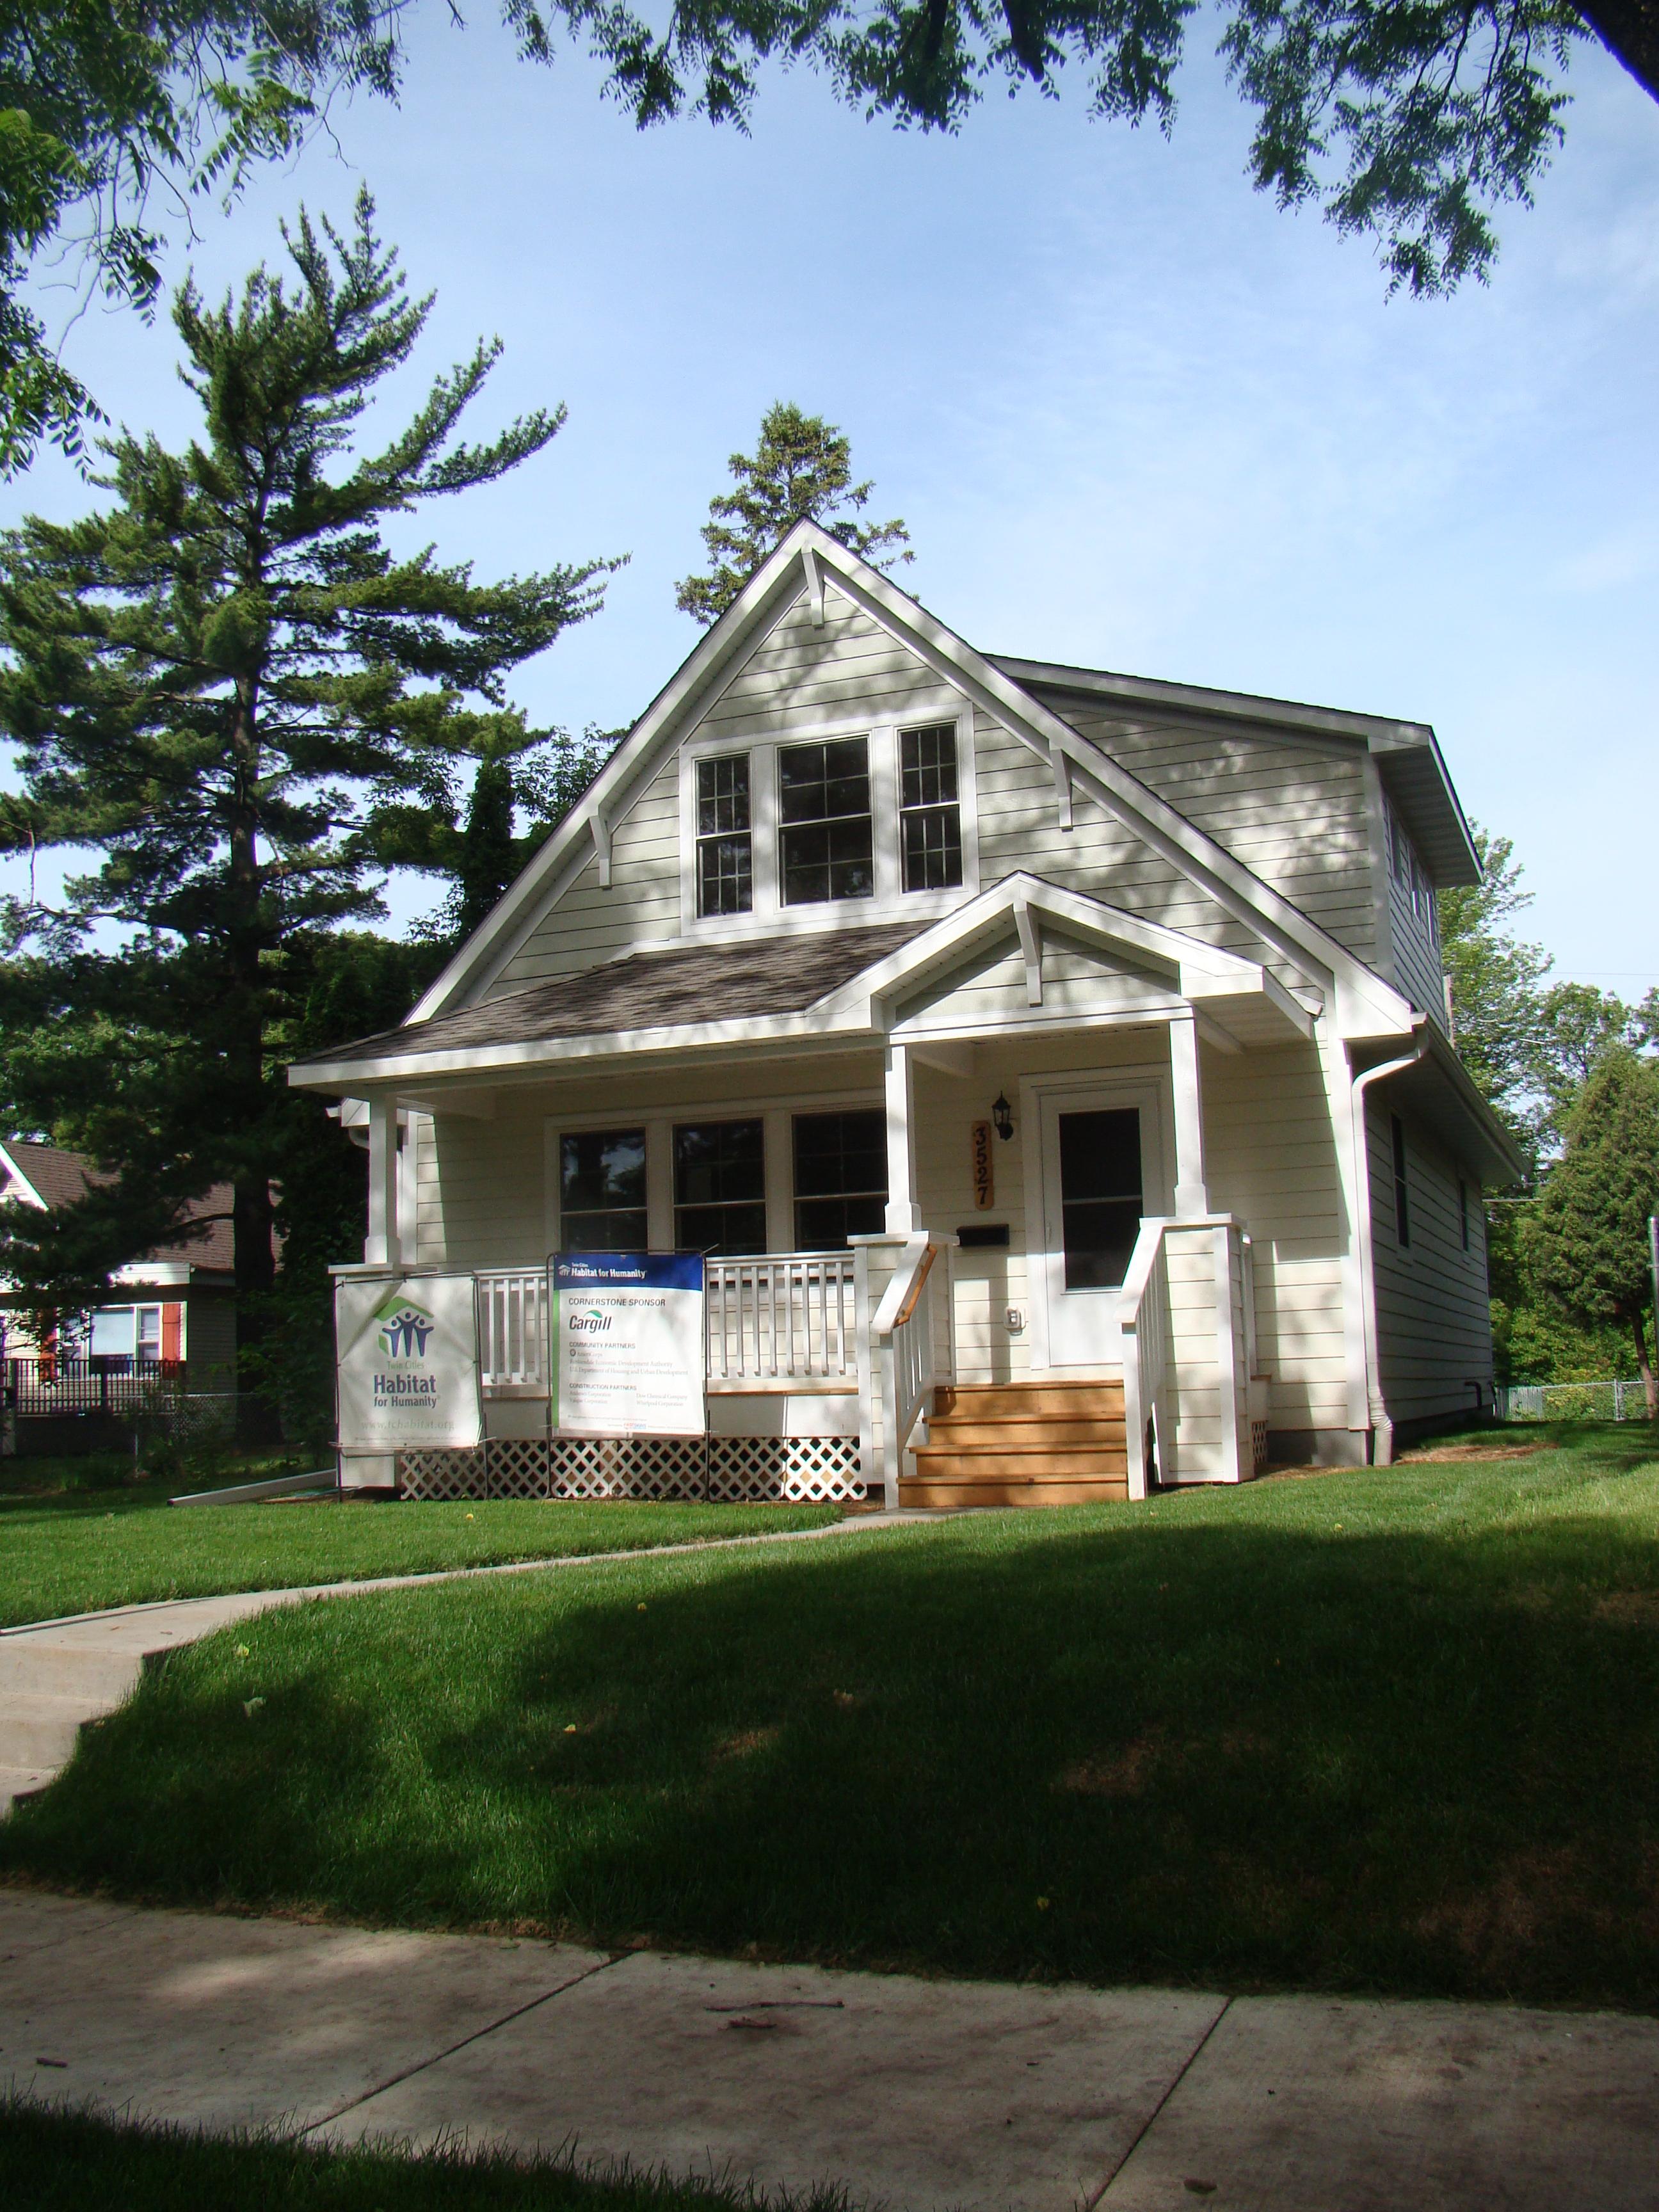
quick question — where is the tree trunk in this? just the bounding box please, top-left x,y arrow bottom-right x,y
227,675 -> 280,1447
1633,1307 -> 1658,1420
1575,0 -> 1659,103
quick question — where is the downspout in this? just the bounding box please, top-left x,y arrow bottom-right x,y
1349,1033 -> 1427,1468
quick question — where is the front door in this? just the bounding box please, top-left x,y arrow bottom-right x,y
1037,1084 -> 1166,1370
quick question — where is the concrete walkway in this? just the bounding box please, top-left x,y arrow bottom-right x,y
0,1511 -> 938,1810
3,1890 -> 1657,2209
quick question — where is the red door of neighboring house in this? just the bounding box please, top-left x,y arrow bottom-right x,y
161,1301 -> 184,1373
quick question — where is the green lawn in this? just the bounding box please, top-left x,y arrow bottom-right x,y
6,1425 -> 1659,2010
0,1462 -> 838,1628
0,2101 -> 844,2212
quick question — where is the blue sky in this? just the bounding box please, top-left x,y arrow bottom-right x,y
6,13 -> 1657,988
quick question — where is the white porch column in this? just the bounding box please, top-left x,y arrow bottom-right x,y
1169,1013 -> 1210,1219
364,1096 -> 401,1266
883,1041 -> 922,1234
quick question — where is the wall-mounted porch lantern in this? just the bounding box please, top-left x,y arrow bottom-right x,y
991,1093 -> 1014,1142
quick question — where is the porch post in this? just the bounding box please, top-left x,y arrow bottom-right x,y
1169,1013 -> 1210,1219
883,1041 -> 923,1234
364,1097 -> 401,1266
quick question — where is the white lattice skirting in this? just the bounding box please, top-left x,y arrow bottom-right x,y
397,1434 -> 865,1505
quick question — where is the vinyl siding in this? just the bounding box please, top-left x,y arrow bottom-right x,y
1386,870 -> 1448,1027
968,709 -> 1309,996
697,588 -> 959,738
1203,1041 -> 1351,1436
1367,1095 -> 1493,1429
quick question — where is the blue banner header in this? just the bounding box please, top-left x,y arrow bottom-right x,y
552,1252 -> 705,1293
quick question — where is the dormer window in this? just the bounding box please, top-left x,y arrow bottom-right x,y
779,738 -> 874,906
899,723 -> 963,892
696,754 -> 752,917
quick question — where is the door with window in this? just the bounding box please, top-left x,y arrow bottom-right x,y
1036,1083 -> 1167,1370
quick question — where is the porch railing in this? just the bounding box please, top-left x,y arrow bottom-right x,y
476,1269 -> 551,1397
704,1253 -> 858,1387
1117,1222 -> 1173,1499
475,1255 -> 860,1397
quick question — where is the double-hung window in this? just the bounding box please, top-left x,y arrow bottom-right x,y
696,755 -> 752,917
559,1128 -> 648,1251
899,723 -> 963,892
674,1119 -> 766,1255
778,739 -> 874,907
793,1110 -> 887,1247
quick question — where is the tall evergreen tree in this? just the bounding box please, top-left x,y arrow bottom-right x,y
1527,1048 -> 1659,1415
0,187 -> 617,1414
675,403 -> 911,627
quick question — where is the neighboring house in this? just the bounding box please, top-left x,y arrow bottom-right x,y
0,1139 -> 238,1395
289,522 -> 1521,1507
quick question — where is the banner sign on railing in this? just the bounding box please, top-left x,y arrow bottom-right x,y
550,1253 -> 705,1438
335,1272 -> 483,1452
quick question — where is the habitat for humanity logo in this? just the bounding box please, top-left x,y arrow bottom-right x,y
375,1290 -> 435,1359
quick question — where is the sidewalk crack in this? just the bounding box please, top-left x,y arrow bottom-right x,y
300,1948 -> 632,2136
1083,1995 -> 1233,2209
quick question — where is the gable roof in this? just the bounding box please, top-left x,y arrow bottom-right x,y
307,922 -> 927,1072
402,521 -> 1424,1045
997,655 -> 1479,888
0,1139 -> 236,1274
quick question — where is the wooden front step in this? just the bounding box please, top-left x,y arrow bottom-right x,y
911,1442 -> 1128,1480
934,1381 -> 1124,1421
906,1379 -> 1129,1508
924,1416 -> 1128,1448
899,1475 -> 1130,1509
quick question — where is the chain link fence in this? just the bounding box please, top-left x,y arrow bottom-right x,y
1495,1381 -> 1655,1422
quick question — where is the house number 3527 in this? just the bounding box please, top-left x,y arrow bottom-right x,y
970,1121 -> 995,1211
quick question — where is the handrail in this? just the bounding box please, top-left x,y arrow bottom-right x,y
871,1233 -> 957,1509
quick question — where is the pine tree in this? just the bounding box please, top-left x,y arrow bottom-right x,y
0,186 -> 618,1422
1527,1048 -> 1659,1416
675,403 -> 911,626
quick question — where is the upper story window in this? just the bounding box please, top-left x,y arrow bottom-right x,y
899,723 -> 963,892
778,738 -> 874,907
680,709 -> 977,935
696,755 -> 752,917
1386,799 -> 1439,940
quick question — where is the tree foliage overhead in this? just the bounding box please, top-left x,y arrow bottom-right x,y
19,0 -> 1644,473
0,187 -> 616,1409
0,0 -> 413,473
675,401 -> 911,627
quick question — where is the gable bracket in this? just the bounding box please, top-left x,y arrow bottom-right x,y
1052,749 -> 1073,832
589,808 -> 613,889
1013,895 -> 1043,1008
801,545 -> 826,628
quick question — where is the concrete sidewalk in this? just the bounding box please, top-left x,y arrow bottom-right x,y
3,1889 -> 1656,2209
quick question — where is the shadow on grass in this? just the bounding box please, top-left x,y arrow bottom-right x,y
8,1471 -> 1659,2010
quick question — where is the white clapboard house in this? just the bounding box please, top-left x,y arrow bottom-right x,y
290,522 -> 1519,1507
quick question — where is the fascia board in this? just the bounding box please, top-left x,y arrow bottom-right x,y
288,1002 -> 879,1091
990,654 -> 1436,751
408,548 -> 820,1023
